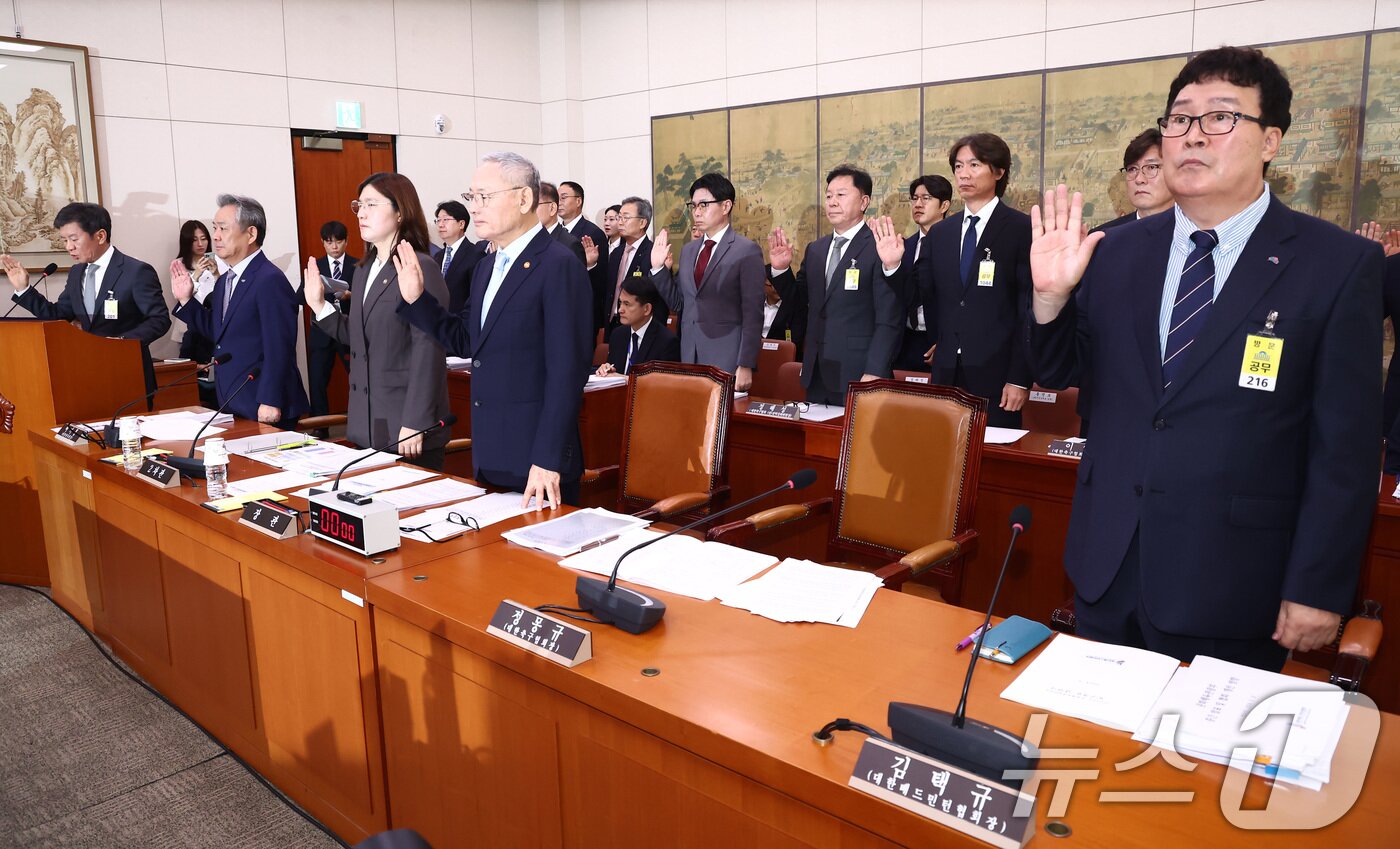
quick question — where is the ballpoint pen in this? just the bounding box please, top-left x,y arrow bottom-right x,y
954,624 -> 987,651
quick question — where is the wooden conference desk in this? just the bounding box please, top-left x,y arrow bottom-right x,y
27,415 -> 1400,847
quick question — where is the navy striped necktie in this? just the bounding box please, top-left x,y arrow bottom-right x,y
1162,229 -> 1218,389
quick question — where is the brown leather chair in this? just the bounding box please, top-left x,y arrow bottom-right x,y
592,341 -> 610,367
748,339 -> 797,400
581,361 -> 734,522
708,380 -> 987,603
1050,598 -> 1383,692
1021,384 -> 1081,436
767,360 -> 805,402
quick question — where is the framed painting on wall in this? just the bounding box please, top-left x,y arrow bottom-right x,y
0,37 -> 102,272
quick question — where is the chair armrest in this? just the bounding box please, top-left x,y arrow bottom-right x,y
897,540 -> 960,575
579,465 -> 619,487
299,414 -> 348,429
647,491 -> 713,517
705,498 -> 832,544
1339,612 -> 1382,660
444,437 -> 472,455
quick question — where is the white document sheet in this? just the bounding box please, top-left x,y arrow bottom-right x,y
227,470 -> 327,497
560,529 -> 778,601
717,558 -> 883,627
276,443 -> 399,477
375,478 -> 487,511
585,374 -> 628,391
799,403 -> 845,422
438,492 -> 536,529
999,634 -> 1181,731
292,465 -> 437,498
983,426 -> 1030,444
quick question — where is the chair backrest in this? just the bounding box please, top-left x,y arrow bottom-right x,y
618,361 -> 734,509
772,361 -> 805,402
749,339 -> 797,399
592,341 -> 609,367
832,380 -> 986,557
1021,384 -> 1081,436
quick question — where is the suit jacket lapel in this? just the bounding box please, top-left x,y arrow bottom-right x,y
703,229 -> 735,286
95,251 -> 122,312
1160,197 -> 1294,406
976,203 -> 1009,258
479,229 -> 550,344
361,255 -> 398,323
825,226 -> 872,306
222,254 -> 259,328
1132,213 -> 1174,396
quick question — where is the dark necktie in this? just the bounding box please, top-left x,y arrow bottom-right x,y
626,331 -> 640,373
959,216 -> 980,287
824,235 -> 849,293
694,239 -> 715,289
332,259 -> 342,280
908,235 -> 925,329
441,245 -> 453,273
1162,229 -> 1219,390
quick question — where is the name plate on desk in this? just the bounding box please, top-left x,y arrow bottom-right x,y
1046,439 -> 1084,459
56,423 -> 89,445
748,401 -> 803,421
238,499 -> 299,539
850,737 -> 1034,848
137,457 -> 181,488
487,600 -> 592,667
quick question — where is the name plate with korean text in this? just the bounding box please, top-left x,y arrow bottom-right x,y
849,737 -> 1035,849
1047,439 -> 1084,459
137,457 -> 181,489
238,499 -> 299,540
487,600 -> 592,667
56,423 -> 89,445
747,401 -> 803,421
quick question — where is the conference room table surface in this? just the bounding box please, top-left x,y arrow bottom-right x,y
30,416 -> 1400,848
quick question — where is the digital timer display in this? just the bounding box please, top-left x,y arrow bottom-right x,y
311,506 -> 365,549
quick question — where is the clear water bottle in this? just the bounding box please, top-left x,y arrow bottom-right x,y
204,438 -> 229,499
119,417 -> 142,473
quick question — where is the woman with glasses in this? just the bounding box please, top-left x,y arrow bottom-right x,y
302,172 -> 452,470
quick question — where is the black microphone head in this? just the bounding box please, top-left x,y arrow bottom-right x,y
440,413 -> 459,427
788,468 -> 818,490
247,367 -> 262,380
212,352 -> 232,365
43,262 -> 58,275
1009,504 -> 1031,531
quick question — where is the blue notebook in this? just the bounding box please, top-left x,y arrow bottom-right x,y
977,615 -> 1053,664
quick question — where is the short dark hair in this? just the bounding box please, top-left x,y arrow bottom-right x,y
825,164 -> 872,197
320,220 -> 348,241
538,181 -> 559,204
560,180 -> 584,201
434,200 -> 470,225
1122,129 -> 1163,169
689,172 -> 736,205
949,133 -> 1012,197
1167,45 -> 1292,135
54,203 -> 111,239
621,275 -> 665,316
909,175 -> 953,206
357,172 -> 433,256
606,204 -> 622,215
620,196 -> 652,226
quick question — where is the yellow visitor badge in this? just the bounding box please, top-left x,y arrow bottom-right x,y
844,267 -> 860,290
977,250 -> 995,287
1240,332 -> 1283,392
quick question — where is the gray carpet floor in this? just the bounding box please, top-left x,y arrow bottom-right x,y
0,585 -> 346,849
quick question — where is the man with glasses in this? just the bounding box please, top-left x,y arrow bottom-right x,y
648,173 -> 765,389
894,175 -> 952,371
1029,46 -> 1383,671
557,181 -> 612,331
605,197 -> 654,334
1098,128 -> 1175,232
537,181 -> 588,268
396,152 -> 592,510
916,134 -> 1033,427
432,200 -> 485,314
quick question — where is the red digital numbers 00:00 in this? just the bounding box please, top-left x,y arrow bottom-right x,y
318,508 -> 358,543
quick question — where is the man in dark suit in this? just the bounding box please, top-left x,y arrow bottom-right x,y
3,203 -> 170,403
432,200 -> 486,315
558,181 -> 612,332
1384,252 -> 1400,473
893,175 -> 951,371
596,276 -> 680,376
604,197 -> 654,334
762,268 -> 807,359
1096,128 -> 1175,233
537,182 -> 588,268
768,165 -> 907,405
397,152 -> 592,509
1028,46 -> 1382,671
916,134 -> 1033,427
307,220 -> 357,424
649,173 -> 765,391
170,194 -> 308,427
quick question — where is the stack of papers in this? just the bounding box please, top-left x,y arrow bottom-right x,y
136,410 -> 232,442
999,635 -> 1181,731
375,478 -> 486,510
984,426 -> 1030,445
211,432 -> 315,458
560,529 -> 777,601
227,470 -> 327,497
275,442 -> 399,477
1131,656 -> 1348,789
398,493 -> 536,542
800,403 -> 845,422
502,508 -> 650,556
290,465 -> 437,497
717,558 -> 881,627
585,374 -> 627,391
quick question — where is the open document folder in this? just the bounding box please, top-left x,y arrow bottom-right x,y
501,508 -> 651,557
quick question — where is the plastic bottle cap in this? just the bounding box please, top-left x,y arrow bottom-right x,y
118,417 -> 140,439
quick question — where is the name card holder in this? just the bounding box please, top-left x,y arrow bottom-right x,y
748,401 -> 803,421
487,600 -> 592,667
56,423 -> 89,446
1046,439 -> 1084,459
239,499 -> 299,540
849,737 -> 1035,848
137,457 -> 181,489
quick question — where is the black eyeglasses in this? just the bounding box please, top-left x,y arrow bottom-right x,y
399,511 -> 480,542
1120,163 -> 1162,179
1157,111 -> 1263,137
684,199 -> 724,212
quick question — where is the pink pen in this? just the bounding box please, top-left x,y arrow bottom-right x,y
955,624 -> 988,652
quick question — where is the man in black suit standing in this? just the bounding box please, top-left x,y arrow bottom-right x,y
307,221 -> 357,427
558,181 -> 611,332
432,200 -> 485,315
1097,128 -> 1175,232
761,271 -> 807,360
2,202 -> 170,403
604,197 -> 654,334
768,165 -> 907,405
596,276 -> 680,376
917,133 -> 1033,427
894,175 -> 952,371
537,182 -> 588,268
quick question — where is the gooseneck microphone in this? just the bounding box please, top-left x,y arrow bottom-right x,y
329,414 -> 458,493
887,505 -> 1039,788
101,353 -> 231,446
1,262 -> 58,319
165,367 -> 261,479
576,468 -> 819,634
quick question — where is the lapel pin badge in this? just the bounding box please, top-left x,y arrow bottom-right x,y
523,261 -> 531,269
1267,256 -> 1279,264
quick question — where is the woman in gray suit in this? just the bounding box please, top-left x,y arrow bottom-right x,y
303,172 -> 452,470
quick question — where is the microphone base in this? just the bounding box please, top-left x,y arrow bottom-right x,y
575,576 -> 666,634
887,702 -> 1039,790
102,424 -> 119,448
165,455 -> 208,479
